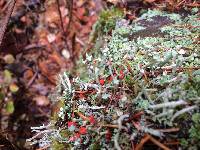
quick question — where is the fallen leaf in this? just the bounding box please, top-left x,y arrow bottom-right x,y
23,69 -> 34,80
49,52 -> 64,67
39,60 -> 60,84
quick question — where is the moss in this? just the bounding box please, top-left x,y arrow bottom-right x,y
180,113 -> 200,149
89,7 -> 123,43
52,141 -> 70,150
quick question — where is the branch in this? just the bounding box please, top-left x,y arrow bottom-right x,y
0,0 -> 16,46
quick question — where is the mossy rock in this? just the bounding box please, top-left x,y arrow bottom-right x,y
30,8 -> 200,149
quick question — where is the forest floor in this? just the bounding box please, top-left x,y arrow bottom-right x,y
0,0 -> 199,149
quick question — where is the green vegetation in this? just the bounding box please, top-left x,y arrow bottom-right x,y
180,113 -> 200,149
89,7 -> 123,42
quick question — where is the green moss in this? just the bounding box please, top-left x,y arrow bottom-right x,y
89,7 -> 123,42
52,141 -> 70,150
180,113 -> 200,149
98,7 -> 123,33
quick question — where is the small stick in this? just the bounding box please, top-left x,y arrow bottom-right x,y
66,0 -> 73,30
0,0 -> 16,46
135,134 -> 151,150
163,141 -> 179,146
186,2 -> 200,7
56,0 -> 70,55
148,134 -> 171,150
146,141 -> 179,146
27,70 -> 38,88
102,124 -> 118,128
76,111 -> 90,121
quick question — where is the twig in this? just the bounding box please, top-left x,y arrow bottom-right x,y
76,111 -> 90,121
27,68 -> 38,88
186,2 -> 200,7
148,134 -> 171,150
56,0 -> 70,55
0,0 -> 16,46
163,141 -> 179,145
66,0 -> 73,30
71,32 -> 76,63
76,37 -> 85,46
102,124 -> 118,128
135,134 -> 151,150
146,141 -> 179,146
23,43 -> 45,51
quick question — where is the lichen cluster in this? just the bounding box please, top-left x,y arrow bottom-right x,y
28,8 -> 200,149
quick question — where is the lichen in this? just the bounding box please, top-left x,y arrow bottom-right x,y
29,8 -> 200,149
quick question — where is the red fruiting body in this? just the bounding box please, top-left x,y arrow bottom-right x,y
89,115 -> 96,125
79,93 -> 85,99
69,133 -> 80,142
107,75 -> 113,83
75,133 -> 80,138
99,79 -> 105,86
133,111 -> 144,119
68,121 -> 77,128
119,70 -> 125,79
105,129 -> 112,141
79,126 -> 87,134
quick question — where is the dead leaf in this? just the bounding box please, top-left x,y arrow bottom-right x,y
49,52 -> 64,67
39,59 -> 60,84
23,69 -> 34,80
